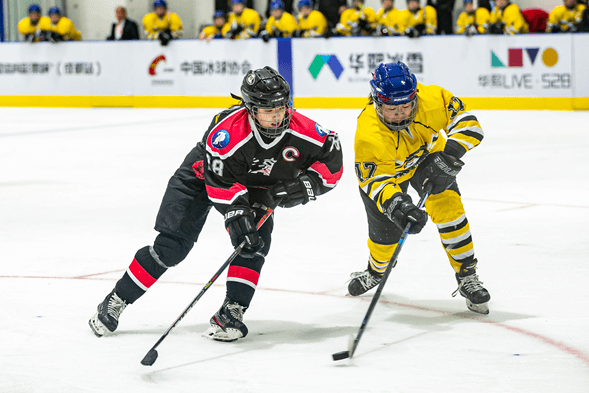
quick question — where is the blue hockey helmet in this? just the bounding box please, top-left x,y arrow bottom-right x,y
298,0 -> 313,9
153,0 -> 167,9
48,6 -> 60,15
464,0 -> 473,3
213,10 -> 225,19
240,66 -> 293,138
270,0 -> 285,10
28,4 -> 41,14
370,62 -> 418,131
232,0 -> 246,4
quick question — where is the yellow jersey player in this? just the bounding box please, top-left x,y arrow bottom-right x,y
488,0 -> 529,34
348,61 -> 490,315
296,0 -> 328,38
398,0 -> 437,37
222,0 -> 262,39
199,11 -> 227,41
18,4 -> 51,42
143,0 -> 183,46
261,0 -> 299,41
547,0 -> 586,32
46,7 -> 81,42
455,0 -> 490,35
336,0 -> 378,36
376,0 -> 403,35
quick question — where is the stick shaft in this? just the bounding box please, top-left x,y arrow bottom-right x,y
348,192 -> 429,358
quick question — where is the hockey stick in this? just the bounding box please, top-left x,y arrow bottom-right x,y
140,205 -> 277,366
332,189 -> 430,361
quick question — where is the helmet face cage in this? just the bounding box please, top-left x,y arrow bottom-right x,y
241,66 -> 293,138
370,62 -> 418,131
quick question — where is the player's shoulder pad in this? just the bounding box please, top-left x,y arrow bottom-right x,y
206,107 -> 252,158
288,111 -> 332,147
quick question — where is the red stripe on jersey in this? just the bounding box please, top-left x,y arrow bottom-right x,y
205,182 -> 247,204
128,258 -> 156,288
309,161 -> 343,186
228,265 -> 260,286
289,111 -> 329,144
206,109 -> 251,157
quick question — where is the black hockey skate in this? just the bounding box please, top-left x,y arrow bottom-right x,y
452,260 -> 490,315
348,268 -> 382,296
88,289 -> 128,337
203,297 -> 248,342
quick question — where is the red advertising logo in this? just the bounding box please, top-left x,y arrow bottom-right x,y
149,55 -> 166,76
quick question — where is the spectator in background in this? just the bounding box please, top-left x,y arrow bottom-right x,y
107,6 -> 140,40
376,0 -> 403,36
317,0 -> 348,30
222,0 -> 261,39
47,7 -> 82,42
199,11 -> 227,41
265,0 -> 294,17
488,0 -> 528,34
399,0 -> 437,37
579,0 -> 589,31
455,0 -> 490,35
546,0 -> 586,32
261,1 -> 299,41
426,0 -> 455,34
336,0 -> 378,36
296,0 -> 328,37
143,0 -> 183,46
18,4 -> 51,42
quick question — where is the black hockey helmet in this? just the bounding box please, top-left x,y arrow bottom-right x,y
240,66 -> 293,138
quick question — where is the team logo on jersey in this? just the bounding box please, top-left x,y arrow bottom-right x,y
249,158 -> 277,176
211,129 -> 230,149
315,123 -> 328,137
282,146 -> 299,162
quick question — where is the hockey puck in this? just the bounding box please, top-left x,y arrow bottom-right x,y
140,349 -> 158,366
332,351 -> 350,361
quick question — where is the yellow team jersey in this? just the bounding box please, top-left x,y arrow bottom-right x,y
489,3 -> 529,34
222,8 -> 261,39
143,11 -> 183,39
265,11 -> 299,37
297,10 -> 328,37
547,4 -> 586,32
355,83 -> 483,214
336,7 -> 378,36
398,6 -> 438,35
200,25 -> 224,40
376,7 -> 403,35
455,8 -> 490,34
17,16 -> 51,41
48,17 -> 81,41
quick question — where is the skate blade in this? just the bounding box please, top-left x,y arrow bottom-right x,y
202,325 -> 243,342
466,299 -> 489,315
88,313 -> 106,337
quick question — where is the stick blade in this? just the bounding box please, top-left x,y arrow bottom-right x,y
140,349 -> 158,366
332,350 -> 350,361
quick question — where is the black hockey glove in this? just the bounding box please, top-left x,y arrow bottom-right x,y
384,193 -> 427,234
159,29 -> 173,46
260,30 -> 271,42
25,34 -> 36,43
414,152 -> 464,195
224,206 -> 264,257
271,174 -> 317,208
488,22 -> 504,34
48,32 -> 64,43
230,21 -> 244,38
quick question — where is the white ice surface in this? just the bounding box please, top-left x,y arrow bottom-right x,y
1,107 -> 588,392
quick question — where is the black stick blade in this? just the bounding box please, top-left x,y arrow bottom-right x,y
332,351 -> 350,361
141,349 -> 158,366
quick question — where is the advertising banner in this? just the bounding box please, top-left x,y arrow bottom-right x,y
292,34 -> 574,98
0,40 -> 278,97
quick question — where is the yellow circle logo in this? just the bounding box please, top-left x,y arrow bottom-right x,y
542,48 -> 558,67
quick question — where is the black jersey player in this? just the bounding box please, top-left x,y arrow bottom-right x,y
89,66 -> 343,341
